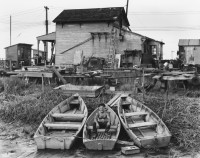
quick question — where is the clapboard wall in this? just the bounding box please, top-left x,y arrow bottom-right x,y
55,22 -> 143,66
55,22 -> 112,65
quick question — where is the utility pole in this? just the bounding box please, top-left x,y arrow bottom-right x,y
44,6 -> 49,35
44,6 -> 49,63
10,15 -> 11,46
126,0 -> 129,16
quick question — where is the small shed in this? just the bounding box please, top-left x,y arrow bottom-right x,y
5,43 -> 32,68
178,39 -> 200,65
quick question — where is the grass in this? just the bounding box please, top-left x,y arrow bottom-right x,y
0,77 -> 200,152
133,92 -> 200,152
119,83 -> 135,91
0,86 -> 68,125
0,77 -> 113,131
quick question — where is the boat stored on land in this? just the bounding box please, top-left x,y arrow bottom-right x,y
54,84 -> 104,97
34,93 -> 88,149
83,105 -> 121,150
115,94 -> 171,148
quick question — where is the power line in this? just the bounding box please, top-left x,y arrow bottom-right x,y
128,11 -> 200,15
0,7 -> 44,19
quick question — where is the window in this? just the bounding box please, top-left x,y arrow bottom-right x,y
151,45 -> 157,55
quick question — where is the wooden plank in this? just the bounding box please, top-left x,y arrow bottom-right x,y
52,113 -> 85,121
17,71 -> 53,78
123,112 -> 148,117
87,127 -> 117,133
106,93 -> 121,107
162,71 -> 195,76
122,109 -> 128,127
51,67 -> 67,84
129,122 -> 157,129
44,122 -> 81,130
116,140 -> 134,146
87,125 -> 118,130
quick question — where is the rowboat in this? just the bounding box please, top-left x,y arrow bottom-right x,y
83,105 -> 121,150
34,93 -> 88,149
114,94 -> 171,148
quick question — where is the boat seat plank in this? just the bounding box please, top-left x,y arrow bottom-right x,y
87,125 -> 117,133
44,122 -> 81,130
129,122 -> 157,129
70,100 -> 80,105
124,112 -> 148,117
52,113 -> 85,121
87,125 -> 117,129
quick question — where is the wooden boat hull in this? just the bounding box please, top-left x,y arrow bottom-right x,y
34,93 -> 88,150
83,106 -> 121,150
54,84 -> 104,97
34,136 -> 75,150
115,94 -> 171,148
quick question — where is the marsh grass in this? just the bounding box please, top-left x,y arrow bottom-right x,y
0,86 -> 67,125
133,93 -> 200,152
185,90 -> 200,98
119,83 -> 135,91
0,77 -> 113,131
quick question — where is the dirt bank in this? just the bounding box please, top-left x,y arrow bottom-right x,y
0,120 -> 199,158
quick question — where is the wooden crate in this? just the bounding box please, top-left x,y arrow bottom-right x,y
121,146 -> 140,155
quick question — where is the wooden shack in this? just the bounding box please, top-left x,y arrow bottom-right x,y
178,39 -> 200,65
37,7 -> 164,69
5,43 -> 32,68
52,7 -> 142,68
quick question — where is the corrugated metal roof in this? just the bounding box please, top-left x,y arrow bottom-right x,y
179,39 -> 200,46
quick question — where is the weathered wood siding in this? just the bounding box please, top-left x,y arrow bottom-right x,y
184,46 -> 200,65
148,41 -> 163,60
6,45 -> 18,62
5,44 -> 32,67
55,23 -> 112,65
194,47 -> 200,64
118,30 -> 142,54
103,68 -> 142,84
55,22 -> 143,66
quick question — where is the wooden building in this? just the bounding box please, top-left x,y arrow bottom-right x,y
5,43 -> 32,68
37,7 -> 164,68
32,49 -> 47,65
178,39 -> 200,65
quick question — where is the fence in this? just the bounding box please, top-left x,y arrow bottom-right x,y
0,60 -> 16,70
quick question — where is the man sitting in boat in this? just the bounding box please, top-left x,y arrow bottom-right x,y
93,103 -> 110,138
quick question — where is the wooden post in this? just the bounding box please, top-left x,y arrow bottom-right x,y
142,68 -> 145,102
162,80 -> 168,119
51,66 -> 67,84
42,74 -> 44,92
37,40 -> 40,65
9,60 -> 12,71
4,60 -> 6,69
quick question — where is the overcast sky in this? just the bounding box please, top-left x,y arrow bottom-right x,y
1,0 -> 200,59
